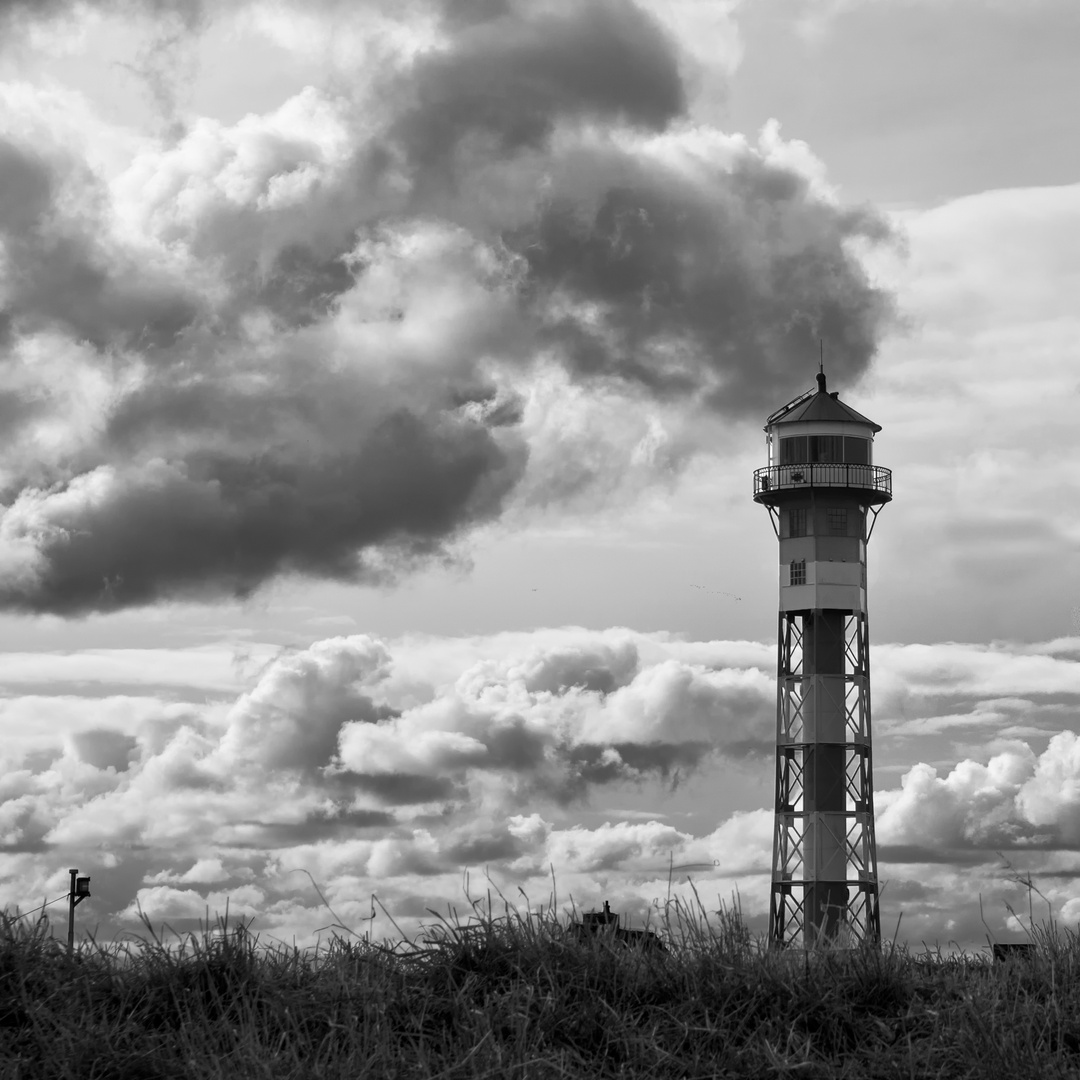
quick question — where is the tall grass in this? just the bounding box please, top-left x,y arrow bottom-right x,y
4,871 -> 1080,1079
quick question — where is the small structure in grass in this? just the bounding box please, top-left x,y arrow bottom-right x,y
570,901 -> 666,954
993,942 -> 1035,965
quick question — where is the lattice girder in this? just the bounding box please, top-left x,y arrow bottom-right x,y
770,610 -> 881,951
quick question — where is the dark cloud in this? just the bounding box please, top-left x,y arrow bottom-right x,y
71,729 -> 138,772
0,0 -> 203,25
521,640 -> 640,695
156,757 -> 226,791
235,808 -> 396,847
511,156 -> 892,416
0,804 -> 54,853
20,747 -> 63,773
0,140 -> 51,226
611,739 -> 715,775
549,739 -> 713,805
0,139 -> 199,351
444,829 -> 524,865
0,0 -> 898,614
0,409 -> 526,613
394,0 -> 685,177
347,773 -> 462,806
878,844 -> 990,867
256,245 -> 358,326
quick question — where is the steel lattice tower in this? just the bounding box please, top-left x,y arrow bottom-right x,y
753,368 -> 892,951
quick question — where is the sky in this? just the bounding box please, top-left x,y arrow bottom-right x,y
0,0 -> 1078,959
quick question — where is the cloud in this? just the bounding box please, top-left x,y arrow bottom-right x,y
1016,732 -> 1080,843
0,644 -> 272,696
0,627 -> 777,935
120,882 -> 265,922
330,635 -> 772,809
0,0 -> 205,36
144,856 -> 246,885
776,0 -> 1067,37
391,0 -> 688,169
8,628 -> 763,866
0,0 -> 897,614
873,641 -> 1080,713
1,627 -> 1079,953
69,728 -> 138,772
0,139 -> 199,352
876,731 -> 1080,853
216,636 -> 394,773
857,179 -> 1080,646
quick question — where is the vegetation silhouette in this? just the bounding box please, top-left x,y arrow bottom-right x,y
3,867 -> 1080,1077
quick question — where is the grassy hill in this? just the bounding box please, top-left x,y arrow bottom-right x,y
3,882 -> 1079,1079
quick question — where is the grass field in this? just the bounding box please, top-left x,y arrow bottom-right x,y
3,874 -> 1080,1079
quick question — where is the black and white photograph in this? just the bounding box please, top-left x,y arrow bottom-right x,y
1,0 -> 1078,1074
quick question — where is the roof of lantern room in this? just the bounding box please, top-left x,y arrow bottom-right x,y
764,372 -> 882,433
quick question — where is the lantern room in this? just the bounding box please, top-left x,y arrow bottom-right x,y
753,370 -> 892,508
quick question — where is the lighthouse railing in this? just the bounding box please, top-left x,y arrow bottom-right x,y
753,464 -> 892,500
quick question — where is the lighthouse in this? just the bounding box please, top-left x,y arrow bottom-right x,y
753,367 -> 892,951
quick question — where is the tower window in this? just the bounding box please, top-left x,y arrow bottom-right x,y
780,436 -> 808,465
810,435 -> 844,463
827,508 -> 848,535
781,435 -> 871,465
786,508 -> 807,537
844,437 -> 870,465
790,560 -> 806,586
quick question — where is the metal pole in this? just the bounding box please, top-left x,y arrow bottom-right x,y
68,868 -> 77,953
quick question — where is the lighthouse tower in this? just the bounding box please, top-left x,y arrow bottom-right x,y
753,367 -> 892,950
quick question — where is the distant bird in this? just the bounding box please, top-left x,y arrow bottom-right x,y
690,584 -> 742,601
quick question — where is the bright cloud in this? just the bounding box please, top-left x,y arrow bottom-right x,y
0,626 -> 1075,951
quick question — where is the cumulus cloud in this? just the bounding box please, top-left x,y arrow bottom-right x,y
0,627 -> 779,937
42,630 -> 762,841
144,856 -> 250,885
216,635 -> 394,773
1,626 -> 1079,951
0,0 -> 896,614
69,728 -> 138,772
1016,732 -> 1080,843
876,732 -> 1080,854
120,882 -> 266,922
0,138 -> 199,351
329,634 -> 772,810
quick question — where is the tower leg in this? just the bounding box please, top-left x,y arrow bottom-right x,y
770,610 -> 880,951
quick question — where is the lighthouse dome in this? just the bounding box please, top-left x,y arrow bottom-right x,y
765,372 -> 881,432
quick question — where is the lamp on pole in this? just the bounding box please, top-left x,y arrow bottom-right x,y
67,868 -> 91,953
